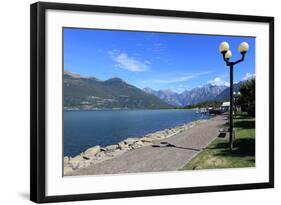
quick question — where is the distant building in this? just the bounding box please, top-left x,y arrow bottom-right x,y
221,101 -> 230,112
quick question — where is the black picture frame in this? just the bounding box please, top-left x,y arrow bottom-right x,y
30,1 -> 274,203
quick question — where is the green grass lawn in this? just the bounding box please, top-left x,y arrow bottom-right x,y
180,114 -> 255,170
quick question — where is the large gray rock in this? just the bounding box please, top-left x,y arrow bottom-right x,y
64,156 -> 70,165
95,151 -> 107,160
105,149 -> 126,157
83,145 -> 100,158
148,133 -> 166,140
124,138 -> 139,145
131,141 -> 144,149
64,166 -> 73,175
166,129 -> 175,135
69,155 -> 84,169
78,160 -> 91,169
105,144 -> 119,152
100,147 -> 106,152
118,141 -> 130,150
140,137 -> 153,143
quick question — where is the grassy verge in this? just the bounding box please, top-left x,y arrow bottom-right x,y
180,114 -> 255,170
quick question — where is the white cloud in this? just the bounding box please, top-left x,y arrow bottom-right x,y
109,50 -> 149,72
207,77 -> 230,86
154,75 -> 196,83
154,71 -> 213,84
153,43 -> 162,46
195,71 -> 214,76
242,73 -> 255,81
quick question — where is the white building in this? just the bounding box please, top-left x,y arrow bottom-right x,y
221,101 -> 230,112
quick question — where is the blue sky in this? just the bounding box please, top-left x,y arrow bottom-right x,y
64,28 -> 255,93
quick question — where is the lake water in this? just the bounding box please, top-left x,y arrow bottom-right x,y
64,109 -> 210,157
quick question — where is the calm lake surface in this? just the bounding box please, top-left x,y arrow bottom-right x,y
64,109 -> 210,157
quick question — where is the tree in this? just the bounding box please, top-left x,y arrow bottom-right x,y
237,78 -> 255,116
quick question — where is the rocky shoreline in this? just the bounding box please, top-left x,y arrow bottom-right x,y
64,119 -> 208,175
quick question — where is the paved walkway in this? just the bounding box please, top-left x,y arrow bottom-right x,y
72,115 -> 227,176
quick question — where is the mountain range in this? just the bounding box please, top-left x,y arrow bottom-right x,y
143,84 -> 235,106
64,70 -> 242,109
64,71 -> 172,109
214,82 -> 242,101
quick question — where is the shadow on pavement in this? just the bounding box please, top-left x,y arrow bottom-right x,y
152,141 -> 201,152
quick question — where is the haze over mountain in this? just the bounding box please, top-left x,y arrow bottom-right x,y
64,70 -> 172,109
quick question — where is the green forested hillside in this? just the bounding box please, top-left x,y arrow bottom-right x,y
64,71 -> 172,109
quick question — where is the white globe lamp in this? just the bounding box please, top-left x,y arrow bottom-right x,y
238,42 -> 249,54
225,50 -> 232,59
219,41 -> 230,53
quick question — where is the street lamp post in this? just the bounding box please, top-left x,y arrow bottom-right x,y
233,91 -> 241,117
219,42 -> 249,151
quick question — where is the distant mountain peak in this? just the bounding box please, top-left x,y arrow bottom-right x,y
105,77 -> 125,83
160,89 -> 174,94
64,70 -> 101,81
202,83 -> 212,88
143,87 -> 155,92
202,83 -> 226,88
143,87 -> 175,94
207,77 -> 230,87
64,70 -> 81,78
